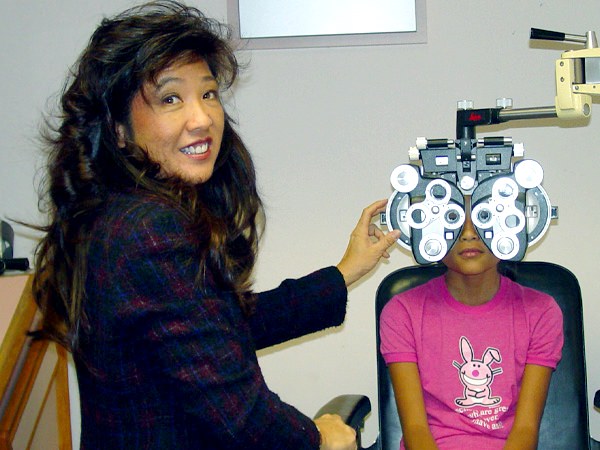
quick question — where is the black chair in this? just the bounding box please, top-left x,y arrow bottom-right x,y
317,261 -> 600,449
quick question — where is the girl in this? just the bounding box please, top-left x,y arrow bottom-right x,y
380,202 -> 563,449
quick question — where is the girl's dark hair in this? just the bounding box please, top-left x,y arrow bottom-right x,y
33,1 -> 262,349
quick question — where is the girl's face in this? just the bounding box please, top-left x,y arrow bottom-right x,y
442,203 -> 500,278
117,59 -> 225,184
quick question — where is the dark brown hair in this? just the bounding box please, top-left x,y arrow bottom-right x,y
33,1 -> 262,350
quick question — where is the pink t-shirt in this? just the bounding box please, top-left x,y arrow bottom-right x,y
380,275 -> 563,450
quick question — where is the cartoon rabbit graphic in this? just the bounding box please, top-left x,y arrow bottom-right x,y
453,336 -> 503,407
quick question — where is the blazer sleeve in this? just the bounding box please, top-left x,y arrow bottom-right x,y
94,198 -> 326,449
249,266 -> 348,350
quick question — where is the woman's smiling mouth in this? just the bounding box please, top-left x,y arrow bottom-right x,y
181,141 -> 210,155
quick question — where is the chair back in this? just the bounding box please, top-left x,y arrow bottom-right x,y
375,261 -> 591,450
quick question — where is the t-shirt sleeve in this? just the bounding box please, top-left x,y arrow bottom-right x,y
526,292 -> 564,369
379,293 -> 418,365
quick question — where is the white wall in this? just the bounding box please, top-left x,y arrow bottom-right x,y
1,0 -> 599,446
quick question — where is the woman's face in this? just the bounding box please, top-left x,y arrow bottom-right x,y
118,59 -> 225,184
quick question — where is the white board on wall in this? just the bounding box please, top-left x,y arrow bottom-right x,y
227,0 -> 427,49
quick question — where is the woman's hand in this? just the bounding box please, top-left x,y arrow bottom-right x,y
314,414 -> 357,450
336,199 -> 401,287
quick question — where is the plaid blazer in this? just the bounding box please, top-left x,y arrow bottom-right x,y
76,192 -> 348,449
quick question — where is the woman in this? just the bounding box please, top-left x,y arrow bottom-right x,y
32,1 -> 399,449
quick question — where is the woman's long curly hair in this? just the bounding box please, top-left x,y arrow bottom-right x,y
33,1 -> 263,350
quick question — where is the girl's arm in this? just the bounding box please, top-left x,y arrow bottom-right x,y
388,362 -> 439,450
504,364 -> 553,450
